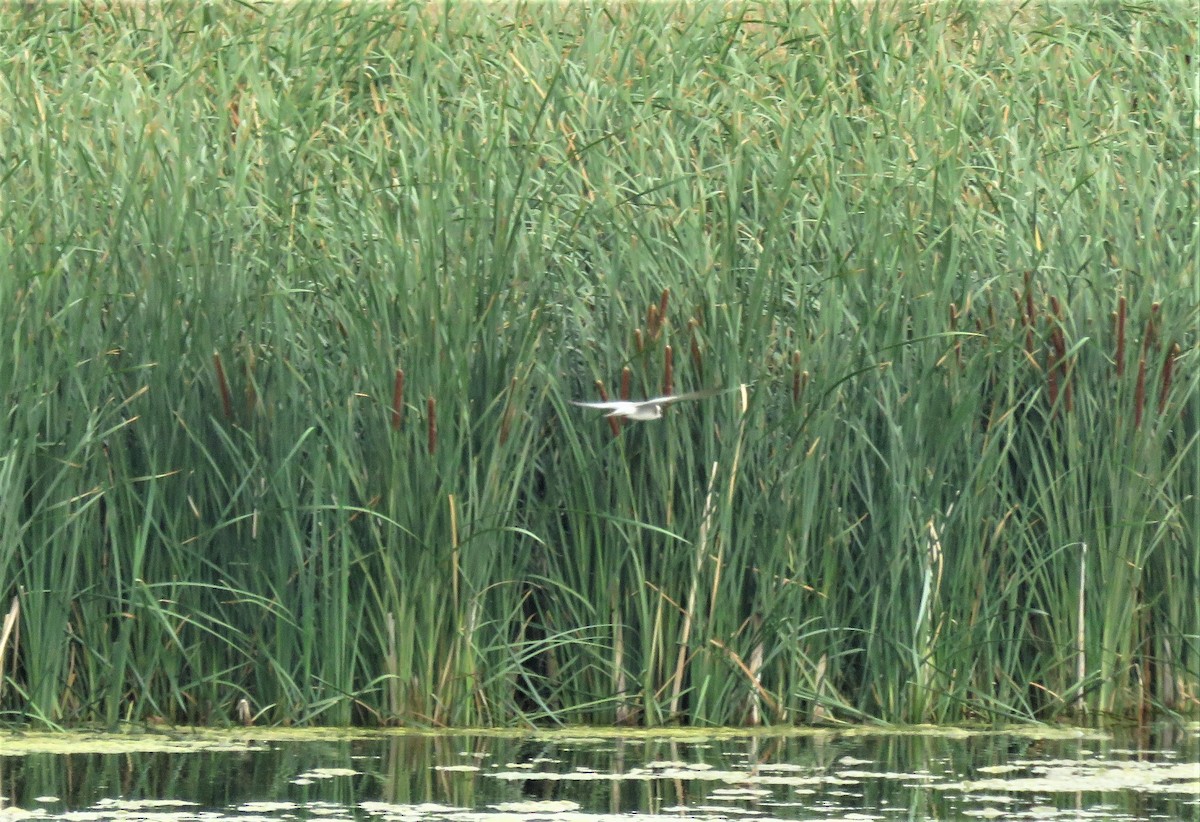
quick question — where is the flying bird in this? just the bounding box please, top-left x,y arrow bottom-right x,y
571,388 -> 727,421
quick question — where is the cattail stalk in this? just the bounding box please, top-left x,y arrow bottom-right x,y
1134,357 -> 1146,429
662,345 -> 673,396
427,396 -> 437,454
1158,343 -> 1179,415
391,368 -> 405,431
499,376 -> 516,445
245,348 -> 257,416
949,302 -> 961,366
1115,296 -> 1126,378
597,379 -> 620,438
791,351 -> 803,405
213,352 -> 233,420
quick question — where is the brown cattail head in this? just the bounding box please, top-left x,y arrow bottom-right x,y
605,377 -> 623,437
1158,343 -> 1179,415
426,396 -> 437,455
662,345 -> 674,396
659,288 -> 670,326
792,352 -> 804,405
1115,296 -> 1127,378
1143,302 -> 1160,355
213,352 -> 233,421
391,368 -> 405,431
634,328 -> 644,353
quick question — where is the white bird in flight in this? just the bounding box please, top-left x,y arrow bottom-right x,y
571,388 -> 727,421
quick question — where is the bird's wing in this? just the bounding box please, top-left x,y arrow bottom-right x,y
571,400 -> 628,410
655,387 -> 726,405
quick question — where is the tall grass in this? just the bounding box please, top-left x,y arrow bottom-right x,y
0,1 -> 1195,727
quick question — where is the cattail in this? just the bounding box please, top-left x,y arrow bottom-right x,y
1048,324 -> 1073,415
1134,356 -> 1146,429
213,352 -> 233,420
634,328 -> 644,353
791,351 -> 803,405
1158,343 -> 1179,415
689,318 -> 704,378
1142,302 -> 1160,356
500,376 -> 516,446
1014,288 -> 1034,356
1115,296 -> 1126,378
426,396 -> 437,455
662,345 -> 674,396
620,367 -> 632,400
391,369 -> 405,431
598,379 -> 621,438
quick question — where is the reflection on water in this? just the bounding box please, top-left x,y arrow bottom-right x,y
0,724 -> 1196,821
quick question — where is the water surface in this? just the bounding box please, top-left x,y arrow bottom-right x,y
1,724 -> 1196,821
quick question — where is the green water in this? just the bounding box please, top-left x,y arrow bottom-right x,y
1,725 -> 1196,821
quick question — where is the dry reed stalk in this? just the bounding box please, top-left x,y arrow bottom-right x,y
669,461 -> 720,719
1076,542 -> 1087,714
0,596 -> 18,694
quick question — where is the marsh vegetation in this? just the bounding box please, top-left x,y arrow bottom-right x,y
0,2 -> 1196,727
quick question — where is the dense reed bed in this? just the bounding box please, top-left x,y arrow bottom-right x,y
0,1 -> 1195,728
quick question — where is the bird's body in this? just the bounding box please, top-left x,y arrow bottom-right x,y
570,388 -> 724,420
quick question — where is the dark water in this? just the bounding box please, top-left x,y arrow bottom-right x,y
0,724 -> 1196,821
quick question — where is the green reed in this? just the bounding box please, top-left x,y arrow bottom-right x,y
0,1 -> 1195,727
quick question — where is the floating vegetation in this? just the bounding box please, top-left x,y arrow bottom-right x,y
0,728 -> 1195,821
